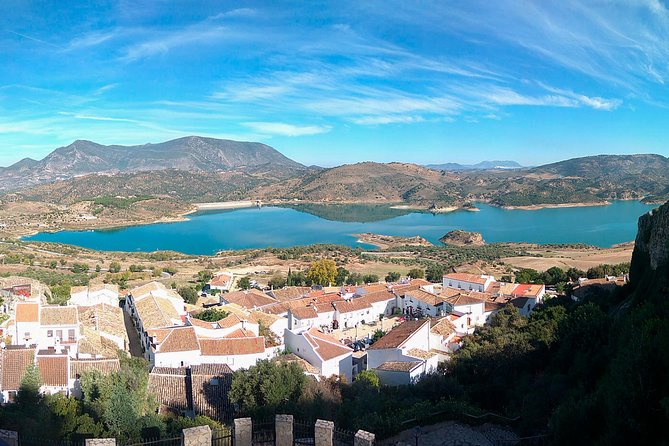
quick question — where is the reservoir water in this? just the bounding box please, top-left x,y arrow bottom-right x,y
23,201 -> 657,255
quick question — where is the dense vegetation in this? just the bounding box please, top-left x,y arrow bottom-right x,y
229,273 -> 669,444
0,357 -> 222,443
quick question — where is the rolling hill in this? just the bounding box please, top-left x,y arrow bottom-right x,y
2,137 -> 668,209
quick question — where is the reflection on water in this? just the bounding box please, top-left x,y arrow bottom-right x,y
23,201 -> 657,255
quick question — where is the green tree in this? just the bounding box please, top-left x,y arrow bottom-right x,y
385,271 -> 401,282
306,259 -> 337,286
178,287 -> 198,305
353,370 -> 380,391
108,262 -> 121,273
268,273 -> 286,289
237,276 -> 251,290
16,363 -> 42,408
335,267 -> 349,286
191,308 -> 229,322
407,268 -> 425,279
362,274 -> 379,284
425,264 -> 445,282
229,360 -> 306,416
197,270 -> 213,283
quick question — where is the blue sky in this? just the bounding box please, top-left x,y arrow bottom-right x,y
1,0 -> 669,167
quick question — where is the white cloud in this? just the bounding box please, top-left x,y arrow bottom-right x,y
243,122 -> 332,136
353,115 -> 424,125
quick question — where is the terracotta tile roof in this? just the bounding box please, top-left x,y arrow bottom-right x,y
148,367 -> 189,413
247,310 -> 281,327
78,326 -> 122,358
489,282 -> 518,296
390,283 -> 422,295
290,306 -> 319,320
443,273 -> 490,285
273,353 -> 320,374
407,348 -> 436,360
78,304 -> 127,339
512,284 -> 545,298
135,293 -> 180,329
190,364 -> 233,420
223,290 -> 277,309
369,319 -> 428,350
40,306 -> 78,326
1,347 -> 35,390
187,316 -> 218,329
303,328 -> 352,362
70,358 -> 120,378
376,361 -> 422,372
269,287 -> 311,302
358,283 -> 388,294
484,301 -> 506,312
360,290 -> 396,304
444,294 -> 486,307
404,289 -> 448,306
15,302 -> 39,323
36,354 -> 68,387
210,273 -> 232,287
439,288 -> 463,298
131,281 -> 169,298
430,317 -> 456,337
199,337 -> 265,356
156,327 -> 200,353
224,328 -> 256,338
332,298 -> 372,314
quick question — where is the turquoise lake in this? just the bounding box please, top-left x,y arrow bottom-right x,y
23,201 -> 657,255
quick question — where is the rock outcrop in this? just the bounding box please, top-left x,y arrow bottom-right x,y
630,200 -> 669,297
440,230 -> 486,246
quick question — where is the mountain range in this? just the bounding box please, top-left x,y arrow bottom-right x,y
425,160 -> 524,171
0,136 -> 305,192
2,136 -> 669,208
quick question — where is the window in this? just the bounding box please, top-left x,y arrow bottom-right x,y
23,332 -> 30,339
68,329 -> 76,342
209,378 -> 219,386
56,330 -> 63,340
47,330 -> 53,337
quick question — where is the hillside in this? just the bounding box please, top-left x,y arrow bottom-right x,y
252,162 -> 464,205
425,160 -> 523,171
0,136 -> 305,192
3,146 -> 669,209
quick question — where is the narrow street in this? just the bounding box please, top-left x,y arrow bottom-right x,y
122,308 -> 144,358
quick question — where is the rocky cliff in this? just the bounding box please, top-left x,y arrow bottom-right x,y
630,199 -> 669,298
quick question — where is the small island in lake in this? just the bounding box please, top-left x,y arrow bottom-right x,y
440,230 -> 486,246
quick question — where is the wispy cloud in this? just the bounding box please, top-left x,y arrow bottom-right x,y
243,122 -> 331,136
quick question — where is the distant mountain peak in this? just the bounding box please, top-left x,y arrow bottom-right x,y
0,136 -> 306,192
425,160 -> 524,171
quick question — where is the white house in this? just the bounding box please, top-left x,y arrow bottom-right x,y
146,326 -> 203,368
39,306 -> 81,356
209,272 -> 233,292
186,313 -> 259,339
0,346 -> 35,403
199,335 -> 274,371
443,273 -> 496,293
69,284 -> 119,307
36,350 -> 70,396
511,284 -> 546,315
284,327 -> 353,382
443,294 -> 487,330
12,301 -> 40,347
366,319 -> 439,386
401,289 -> 450,317
332,299 -> 374,329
